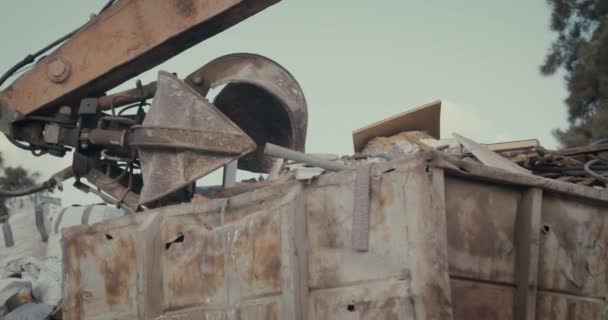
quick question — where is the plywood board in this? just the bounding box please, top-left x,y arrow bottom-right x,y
352,100 -> 441,152
486,139 -> 540,152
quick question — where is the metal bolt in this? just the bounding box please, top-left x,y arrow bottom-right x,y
59,105 -> 72,116
193,76 -> 203,85
80,143 -> 89,150
46,56 -> 71,83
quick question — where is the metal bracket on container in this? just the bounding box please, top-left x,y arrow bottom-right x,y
352,164 -> 372,252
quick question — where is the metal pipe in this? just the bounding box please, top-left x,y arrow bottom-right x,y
98,82 -> 157,110
528,165 -> 608,173
264,143 -> 351,172
222,160 -> 237,188
88,129 -> 128,148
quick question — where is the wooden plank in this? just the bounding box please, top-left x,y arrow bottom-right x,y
352,100 -> 441,152
453,133 -> 532,175
558,143 -> 608,156
514,188 -> 543,320
486,139 -> 540,152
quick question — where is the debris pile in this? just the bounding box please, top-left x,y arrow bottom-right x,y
256,100 -> 608,190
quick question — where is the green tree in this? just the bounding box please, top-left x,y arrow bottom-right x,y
0,153 -> 38,217
542,0 -> 608,147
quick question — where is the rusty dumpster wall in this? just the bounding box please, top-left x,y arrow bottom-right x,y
62,153 -> 608,319
444,176 -> 608,320
62,156 -> 452,319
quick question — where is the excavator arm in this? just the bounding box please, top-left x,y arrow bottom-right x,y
1,0 -> 279,115
0,0 -> 308,210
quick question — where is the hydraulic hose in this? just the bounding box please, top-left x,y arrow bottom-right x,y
0,181 -> 53,197
0,166 -> 73,198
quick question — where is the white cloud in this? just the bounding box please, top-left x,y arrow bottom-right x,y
442,100 -> 516,144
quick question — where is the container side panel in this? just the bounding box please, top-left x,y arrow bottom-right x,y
161,208 -> 283,310
307,157 -> 453,319
445,178 -> 521,283
307,170 -> 409,288
76,227 -> 139,320
538,193 -> 608,297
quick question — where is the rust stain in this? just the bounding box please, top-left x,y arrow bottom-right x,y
174,0 -> 196,17
166,229 -> 224,308
451,280 -> 513,320
445,179 -> 518,282
98,235 -> 136,307
538,197 -> 608,296
370,176 -> 391,229
62,236 -> 82,315
239,303 -> 279,320
314,256 -> 341,288
320,209 -> 343,249
240,213 -> 282,290
358,297 -> 399,320
311,186 -> 349,249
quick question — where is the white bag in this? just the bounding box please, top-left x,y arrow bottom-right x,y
34,204 -> 126,305
0,199 -> 60,267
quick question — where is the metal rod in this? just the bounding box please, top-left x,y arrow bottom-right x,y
264,143 -> 351,172
527,165 -> 608,173
98,81 -> 157,110
222,160 -> 237,188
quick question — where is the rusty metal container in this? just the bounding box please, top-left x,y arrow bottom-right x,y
61,153 -> 608,319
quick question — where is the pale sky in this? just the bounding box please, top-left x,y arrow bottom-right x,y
0,0 -> 568,206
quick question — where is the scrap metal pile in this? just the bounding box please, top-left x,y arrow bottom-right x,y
256,100 -> 608,192
505,141 -> 608,187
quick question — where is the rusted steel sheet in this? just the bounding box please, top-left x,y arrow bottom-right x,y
537,193 -> 608,297
445,178 -> 520,283
63,183 -> 303,319
450,279 -> 514,320
62,155 -> 454,319
64,226 -> 139,319
438,152 -> 608,319
307,158 -> 453,319
0,0 -> 280,115
63,152 -> 608,319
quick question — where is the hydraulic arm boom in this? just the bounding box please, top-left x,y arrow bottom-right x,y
0,0 -> 308,210
0,0 -> 279,118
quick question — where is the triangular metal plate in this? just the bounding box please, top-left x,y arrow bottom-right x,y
135,71 -> 255,205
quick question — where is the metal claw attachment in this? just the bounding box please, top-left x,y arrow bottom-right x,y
186,53 -> 308,173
